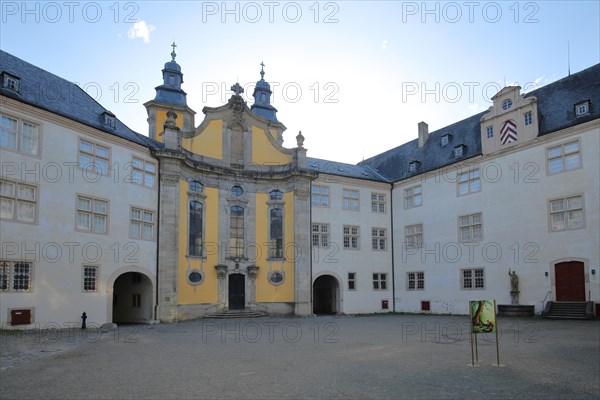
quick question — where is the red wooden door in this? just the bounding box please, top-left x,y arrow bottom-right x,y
555,262 -> 585,301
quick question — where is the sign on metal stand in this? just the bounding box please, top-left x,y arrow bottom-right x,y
469,299 -> 501,367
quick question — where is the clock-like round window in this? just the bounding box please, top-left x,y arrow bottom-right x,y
188,270 -> 204,285
268,270 -> 285,286
231,186 -> 244,197
501,99 -> 513,110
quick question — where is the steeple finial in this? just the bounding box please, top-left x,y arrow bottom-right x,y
171,42 -> 177,61
231,82 -> 244,96
260,61 -> 265,80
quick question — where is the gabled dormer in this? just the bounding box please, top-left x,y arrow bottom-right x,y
101,111 -> 116,129
1,71 -> 20,94
441,133 -> 452,147
454,144 -> 466,159
575,100 -> 590,117
408,160 -> 421,173
480,85 -> 539,155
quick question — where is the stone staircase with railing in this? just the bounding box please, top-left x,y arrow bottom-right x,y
542,301 -> 593,320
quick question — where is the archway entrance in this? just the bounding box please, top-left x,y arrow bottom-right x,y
229,273 -> 245,310
555,261 -> 585,301
313,275 -> 339,314
113,272 -> 153,323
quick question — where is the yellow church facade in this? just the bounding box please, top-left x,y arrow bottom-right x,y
144,52 -> 314,321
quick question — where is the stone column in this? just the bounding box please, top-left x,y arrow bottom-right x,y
294,178 -> 313,316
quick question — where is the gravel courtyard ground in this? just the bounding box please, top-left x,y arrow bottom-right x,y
1,314 -> 598,399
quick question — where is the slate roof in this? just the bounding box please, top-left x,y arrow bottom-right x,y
307,157 -> 390,183
0,50 -> 161,150
359,63 -> 600,183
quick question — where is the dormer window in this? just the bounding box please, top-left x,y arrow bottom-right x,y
454,145 -> 465,158
101,112 -> 116,129
1,72 -> 20,93
575,101 -> 589,117
408,160 -> 421,173
441,134 -> 451,146
501,99 -> 513,110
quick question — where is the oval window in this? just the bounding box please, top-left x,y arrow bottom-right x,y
269,271 -> 284,285
188,270 -> 204,285
501,99 -> 512,110
231,186 -> 244,197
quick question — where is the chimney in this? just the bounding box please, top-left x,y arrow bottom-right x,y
418,122 -> 429,148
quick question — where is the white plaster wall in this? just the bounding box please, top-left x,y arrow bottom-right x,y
0,102 -> 157,328
393,122 -> 599,315
311,175 -> 393,314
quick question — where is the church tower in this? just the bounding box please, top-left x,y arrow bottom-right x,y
250,62 -> 279,121
144,43 -> 195,140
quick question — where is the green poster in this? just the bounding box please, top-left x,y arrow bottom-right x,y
470,300 -> 496,333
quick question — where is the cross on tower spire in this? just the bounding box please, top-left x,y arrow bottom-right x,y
170,42 -> 177,61
260,61 -> 265,80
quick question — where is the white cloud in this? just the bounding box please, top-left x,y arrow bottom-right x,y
381,40 -> 388,50
127,20 -> 156,43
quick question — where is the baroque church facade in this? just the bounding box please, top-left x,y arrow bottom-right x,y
0,47 -> 598,327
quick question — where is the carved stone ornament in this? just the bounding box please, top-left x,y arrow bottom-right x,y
160,174 -> 180,186
296,131 -> 305,148
215,264 -> 228,279
247,265 -> 259,278
164,110 -> 178,129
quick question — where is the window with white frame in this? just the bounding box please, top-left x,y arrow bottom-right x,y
343,225 -> 359,249
76,195 -> 108,234
2,72 -> 20,92
79,139 -> 109,175
454,145 -> 465,158
372,273 -> 387,290
312,223 -> 329,247
549,195 -> 584,232
404,224 -> 423,249
575,101 -> 589,116
0,179 -> 37,223
0,114 -> 39,155
459,213 -> 482,242
348,272 -> 356,290
458,168 -> 480,195
343,189 -> 359,211
131,157 -> 156,188
404,185 -> 422,208
441,134 -> 449,146
83,266 -> 98,292
407,271 -> 424,290
524,112 -> 532,126
371,193 -> 386,213
0,261 -> 32,292
269,208 -> 284,259
189,180 -> 203,193
486,126 -> 494,138
229,206 -> 244,258
130,207 -> 155,241
371,228 -> 387,251
461,268 -> 485,290
311,185 -> 329,207
547,140 -> 581,175
188,201 -> 203,256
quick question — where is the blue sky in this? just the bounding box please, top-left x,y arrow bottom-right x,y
2,1 -> 599,163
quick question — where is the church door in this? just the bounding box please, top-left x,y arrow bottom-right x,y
229,274 -> 245,310
555,261 -> 585,301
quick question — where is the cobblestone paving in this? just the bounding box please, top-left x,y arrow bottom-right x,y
1,315 -> 598,399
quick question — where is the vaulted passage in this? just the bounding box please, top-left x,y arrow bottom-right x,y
313,275 -> 339,315
113,272 -> 153,323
